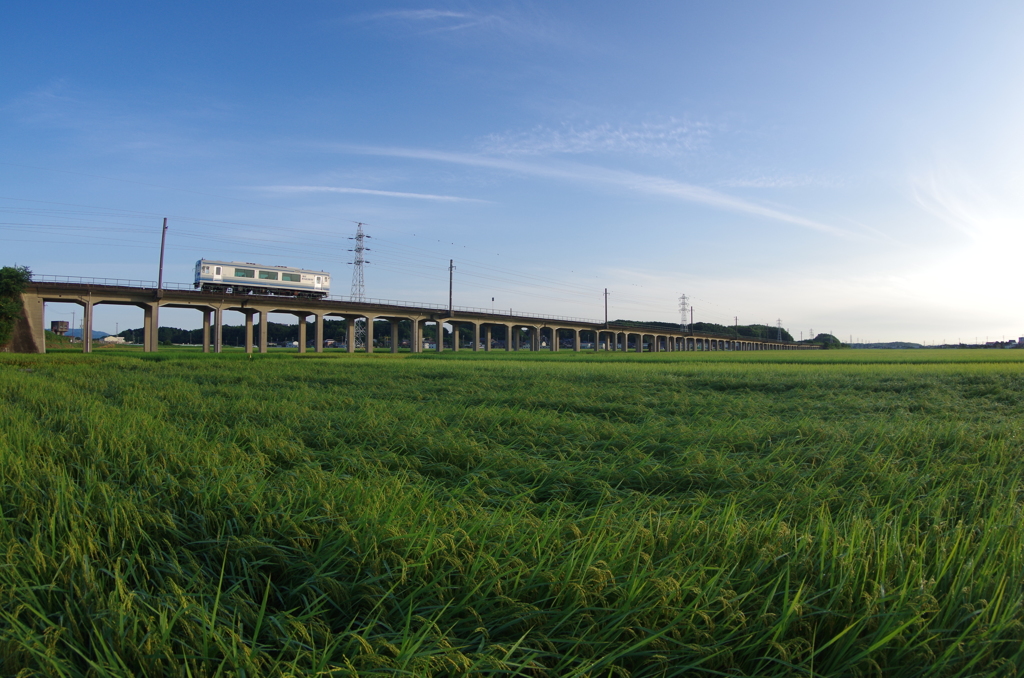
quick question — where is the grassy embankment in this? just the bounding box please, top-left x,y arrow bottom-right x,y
2,349 -> 1024,675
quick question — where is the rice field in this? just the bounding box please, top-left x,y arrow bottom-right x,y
2,349 -> 1024,676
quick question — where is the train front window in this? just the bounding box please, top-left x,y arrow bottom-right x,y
258,271 -> 279,280
282,273 -> 301,282
234,268 -> 255,278
202,266 -> 210,274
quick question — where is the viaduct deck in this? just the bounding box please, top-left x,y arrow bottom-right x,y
16,280 -> 816,354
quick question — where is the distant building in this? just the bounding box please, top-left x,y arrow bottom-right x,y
101,336 -> 126,344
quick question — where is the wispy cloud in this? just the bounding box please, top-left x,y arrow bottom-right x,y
910,166 -> 1016,242
259,185 -> 487,202
718,173 -> 840,189
328,144 -> 853,237
355,6 -> 567,43
478,120 -> 713,158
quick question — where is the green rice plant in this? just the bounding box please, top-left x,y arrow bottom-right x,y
2,350 -> 1024,675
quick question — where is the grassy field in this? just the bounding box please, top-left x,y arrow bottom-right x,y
2,349 -> 1024,676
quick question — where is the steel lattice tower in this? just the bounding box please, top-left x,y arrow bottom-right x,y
348,223 -> 370,347
678,294 -> 689,332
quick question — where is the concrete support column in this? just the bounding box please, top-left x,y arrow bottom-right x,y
574,328 -> 580,352
213,307 -> 223,353
80,300 -> 94,353
244,312 -> 255,354
259,311 -> 269,354
346,319 -> 355,353
532,326 -> 540,351
17,292 -> 46,353
551,328 -> 559,352
485,325 -> 492,351
436,321 -> 444,352
390,319 -> 399,353
315,313 -> 324,353
452,322 -> 459,352
297,314 -> 307,353
636,334 -> 643,353
142,303 -> 154,353
202,311 -> 211,353
505,324 -> 513,351
365,316 -> 376,353
473,323 -> 480,351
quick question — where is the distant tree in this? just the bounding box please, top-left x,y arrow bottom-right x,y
813,333 -> 845,349
0,266 -> 32,347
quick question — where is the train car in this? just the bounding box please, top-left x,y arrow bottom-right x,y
194,259 -> 331,298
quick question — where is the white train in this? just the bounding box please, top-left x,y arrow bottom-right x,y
194,259 -> 331,298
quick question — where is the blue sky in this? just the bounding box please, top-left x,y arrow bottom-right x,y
3,2 -> 1023,343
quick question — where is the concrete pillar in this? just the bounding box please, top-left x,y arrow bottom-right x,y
532,326 -> 540,351
346,319 -> 355,353
485,325 -> 492,351
244,312 -> 255,354
16,292 -> 46,353
390,318 -> 399,353
81,300 -> 94,353
213,307 -> 223,353
258,311 -> 269,354
574,328 -> 580,352
365,316 -> 375,353
473,322 -> 480,351
452,322 -> 459,352
551,328 -> 559,352
297,314 -> 307,353
202,311 -> 211,353
142,303 -> 154,353
436,321 -> 444,352
505,324 -> 512,351
636,334 -> 642,353
315,313 -> 324,353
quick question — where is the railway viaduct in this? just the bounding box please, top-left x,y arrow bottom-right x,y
15,278 -> 816,354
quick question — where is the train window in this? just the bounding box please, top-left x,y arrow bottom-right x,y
282,273 -> 301,282
215,267 -> 221,275
202,266 -> 210,273
234,268 -> 255,278
258,271 -> 279,280
316,277 -> 321,284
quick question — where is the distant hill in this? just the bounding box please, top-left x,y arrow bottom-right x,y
65,329 -> 111,340
849,342 -> 922,349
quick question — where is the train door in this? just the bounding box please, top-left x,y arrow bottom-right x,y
213,266 -> 223,282
314,275 -> 323,291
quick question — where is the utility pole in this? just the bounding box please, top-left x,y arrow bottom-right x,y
678,294 -> 689,332
348,222 -> 370,348
157,217 -> 168,290
777,319 -> 782,342
448,259 -> 455,315
604,289 -> 609,326
734,315 -> 738,338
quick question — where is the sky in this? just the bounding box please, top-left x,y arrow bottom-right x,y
3,1 -> 1023,343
